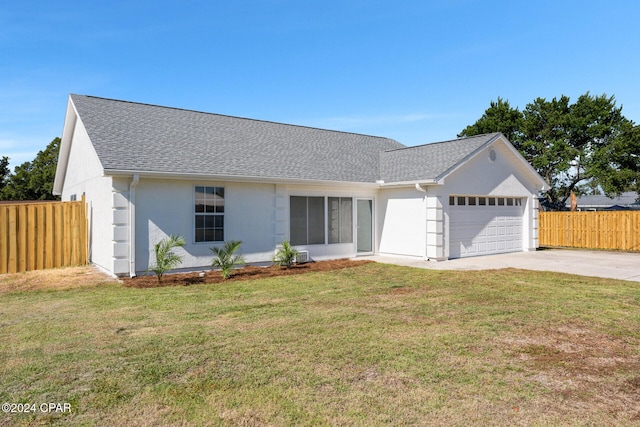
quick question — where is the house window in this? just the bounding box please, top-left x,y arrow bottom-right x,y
497,197 -> 505,206
328,197 -> 353,244
488,198 -> 496,206
479,197 -> 486,206
290,196 -> 325,245
195,186 -> 224,242
457,196 -> 466,206
468,196 -> 477,206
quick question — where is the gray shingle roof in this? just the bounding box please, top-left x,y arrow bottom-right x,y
71,95 -> 405,183
379,133 -> 501,182
567,191 -> 640,208
69,95 -> 504,184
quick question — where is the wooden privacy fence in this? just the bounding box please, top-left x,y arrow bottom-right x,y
539,211 -> 640,251
0,198 -> 88,274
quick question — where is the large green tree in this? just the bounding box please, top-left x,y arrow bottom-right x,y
459,93 -> 639,209
458,97 -> 524,143
1,137 -> 61,201
0,156 -> 9,193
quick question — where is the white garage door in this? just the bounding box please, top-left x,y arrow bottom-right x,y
448,195 -> 524,258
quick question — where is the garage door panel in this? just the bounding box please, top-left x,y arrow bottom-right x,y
449,198 -> 524,258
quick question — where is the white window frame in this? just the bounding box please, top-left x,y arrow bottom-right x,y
194,185 -> 225,243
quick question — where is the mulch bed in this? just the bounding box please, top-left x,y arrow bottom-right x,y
122,259 -> 373,288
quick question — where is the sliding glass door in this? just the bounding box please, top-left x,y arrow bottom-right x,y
356,199 -> 373,254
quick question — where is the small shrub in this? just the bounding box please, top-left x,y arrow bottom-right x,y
211,240 -> 246,279
273,240 -> 299,268
148,234 -> 186,282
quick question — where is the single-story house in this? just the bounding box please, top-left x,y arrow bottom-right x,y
564,192 -> 640,211
53,94 -> 548,277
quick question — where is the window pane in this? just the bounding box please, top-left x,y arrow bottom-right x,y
195,187 -> 205,211
449,196 -> 455,205
328,197 -> 353,244
215,188 -> 225,213
498,198 -> 505,206
457,196 -> 466,206
290,196 -> 307,245
328,197 -> 340,244
469,197 -> 476,206
214,229 -> 224,242
506,198 -> 513,206
307,197 -> 325,245
488,198 -> 496,206
479,197 -> 486,206
195,229 -> 205,242
340,198 -> 353,243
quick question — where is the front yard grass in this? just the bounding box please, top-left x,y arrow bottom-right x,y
1,263 -> 639,426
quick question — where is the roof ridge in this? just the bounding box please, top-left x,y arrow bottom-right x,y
71,94 -> 404,144
383,132 -> 500,153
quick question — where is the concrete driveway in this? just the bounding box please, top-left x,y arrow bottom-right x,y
366,249 -> 640,282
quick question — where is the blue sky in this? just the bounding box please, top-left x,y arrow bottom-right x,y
2,0 -> 639,170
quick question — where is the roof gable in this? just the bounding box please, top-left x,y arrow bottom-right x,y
379,133 -> 501,183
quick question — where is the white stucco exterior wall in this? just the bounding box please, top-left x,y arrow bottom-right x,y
58,116 -> 116,274
133,179 -> 277,273
131,180 -> 379,274
377,187 -> 426,258
425,194 -> 445,260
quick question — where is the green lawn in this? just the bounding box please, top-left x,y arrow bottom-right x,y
1,264 -> 639,426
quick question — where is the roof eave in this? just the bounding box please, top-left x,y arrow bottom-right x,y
53,96 -> 78,195
103,169 -> 381,188
377,179 -> 439,188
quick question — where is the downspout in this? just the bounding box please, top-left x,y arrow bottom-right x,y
129,174 -> 139,277
414,183 -> 429,261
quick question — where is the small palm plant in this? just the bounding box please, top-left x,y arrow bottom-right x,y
148,234 -> 186,282
211,240 -> 246,279
273,240 -> 299,268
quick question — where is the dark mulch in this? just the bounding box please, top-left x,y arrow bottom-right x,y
122,259 -> 373,288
